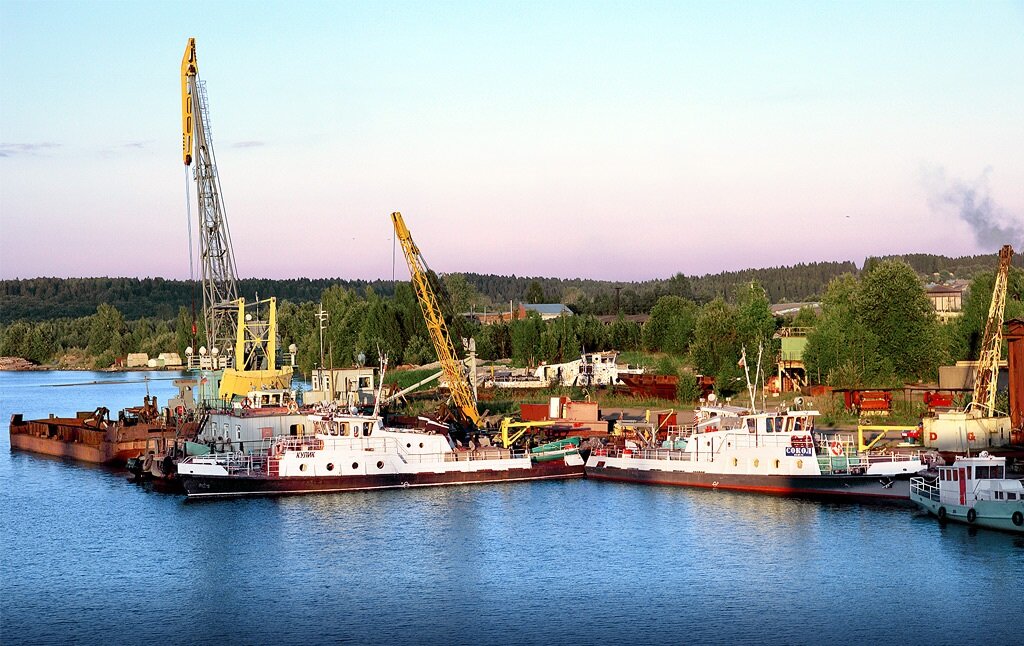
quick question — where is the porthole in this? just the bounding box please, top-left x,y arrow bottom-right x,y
407,443 -> 412,448
299,463 -> 308,472
753,459 -> 760,468
796,459 -> 804,469
326,463 -> 335,471
419,442 -> 424,449
351,462 -> 359,470
376,460 -> 384,469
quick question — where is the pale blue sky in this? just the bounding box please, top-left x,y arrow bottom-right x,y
1,1 -> 1022,282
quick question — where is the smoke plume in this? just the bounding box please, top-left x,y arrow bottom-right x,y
924,166 -> 1023,249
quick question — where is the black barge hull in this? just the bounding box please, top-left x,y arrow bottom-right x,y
182,460 -> 585,498
585,465 -> 916,503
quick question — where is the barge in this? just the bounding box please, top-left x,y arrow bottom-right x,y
9,394 -> 197,466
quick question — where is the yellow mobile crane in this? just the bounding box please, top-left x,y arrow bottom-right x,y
390,212 -> 481,428
971,244 -> 1014,417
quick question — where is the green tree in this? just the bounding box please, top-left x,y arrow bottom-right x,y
610,315 -> 642,351
643,295 -> 698,354
856,260 -> 943,380
690,298 -> 739,377
735,282 -> 777,354
525,281 -> 546,304
803,274 -> 891,387
88,304 -> 127,358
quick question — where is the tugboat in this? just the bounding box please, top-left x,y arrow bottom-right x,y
585,403 -> 926,502
176,410 -> 585,498
910,452 -> 1024,533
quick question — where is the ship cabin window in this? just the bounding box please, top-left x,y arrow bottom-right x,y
312,375 -> 320,390
364,423 -> 372,437
794,417 -> 803,431
766,418 -> 775,433
359,376 -> 372,389
746,418 -> 756,433
1009,493 -> 1018,500
785,417 -> 795,432
995,491 -> 1004,500
952,470 -> 959,481
290,424 -> 302,436
775,417 -> 784,432
992,466 -> 1004,479
339,423 -> 348,436
323,376 -> 331,393
235,425 -> 241,439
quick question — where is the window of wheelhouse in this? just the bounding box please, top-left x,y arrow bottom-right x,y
794,417 -> 803,431
339,422 -> 348,436
766,418 -> 775,433
746,418 -> 756,434
785,417 -> 795,432
993,465 -> 1004,479
289,423 -> 302,436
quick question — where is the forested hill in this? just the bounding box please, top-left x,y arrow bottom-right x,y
0,277 -> 395,323
863,252 -> 1023,278
0,251 -> 1012,323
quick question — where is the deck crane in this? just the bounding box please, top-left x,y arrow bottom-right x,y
970,244 -> 1014,417
180,38 -> 292,399
390,212 -> 481,429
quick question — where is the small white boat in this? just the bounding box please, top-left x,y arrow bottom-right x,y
910,452 -> 1024,533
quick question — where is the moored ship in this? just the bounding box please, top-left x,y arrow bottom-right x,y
9,391 -> 198,466
586,405 -> 926,502
177,411 -> 585,498
910,452 -> 1024,533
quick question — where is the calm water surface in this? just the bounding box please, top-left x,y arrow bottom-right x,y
1,371 -> 1021,645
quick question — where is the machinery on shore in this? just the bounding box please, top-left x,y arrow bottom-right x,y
923,245 -> 1015,452
390,212 -> 482,431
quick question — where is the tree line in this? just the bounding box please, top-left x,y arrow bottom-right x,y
5,251 -> 1012,325
3,258 -> 1020,398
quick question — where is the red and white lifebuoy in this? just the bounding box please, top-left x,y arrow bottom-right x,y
829,440 -> 844,457
287,401 -> 299,414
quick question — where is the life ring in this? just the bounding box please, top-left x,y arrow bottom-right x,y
1012,511 -> 1023,527
966,432 -> 976,442
829,441 -> 844,457
287,401 -> 299,414
966,508 -> 977,524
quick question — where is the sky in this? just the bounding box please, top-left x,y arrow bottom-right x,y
1,1 -> 1022,283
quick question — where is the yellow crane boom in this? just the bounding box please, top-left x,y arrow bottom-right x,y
971,244 -> 1014,417
391,212 -> 481,428
180,37 -> 197,166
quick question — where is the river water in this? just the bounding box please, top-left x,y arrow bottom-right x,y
1,370 -> 1021,645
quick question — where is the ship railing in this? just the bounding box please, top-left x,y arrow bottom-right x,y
181,451 -> 269,476
910,476 -> 939,501
593,447 -> 692,461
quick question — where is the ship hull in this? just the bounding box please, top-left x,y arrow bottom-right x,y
9,417 -> 185,466
181,459 -> 585,498
585,463 -> 914,502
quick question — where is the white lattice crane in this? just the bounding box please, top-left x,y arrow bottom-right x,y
181,38 -> 240,365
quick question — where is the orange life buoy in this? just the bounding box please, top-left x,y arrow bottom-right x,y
829,441 -> 843,457
967,432 -> 976,442
288,401 -> 298,414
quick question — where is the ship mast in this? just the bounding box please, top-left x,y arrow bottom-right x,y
181,38 -> 239,367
